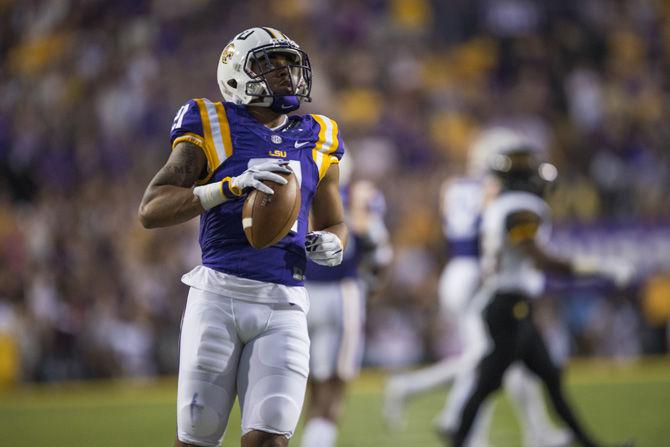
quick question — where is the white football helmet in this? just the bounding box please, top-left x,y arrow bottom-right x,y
469,127 -> 557,195
216,27 -> 312,108
467,126 -> 538,175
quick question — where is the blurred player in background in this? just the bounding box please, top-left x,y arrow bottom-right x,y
138,27 -> 348,447
447,143 -> 633,447
300,156 -> 392,447
384,128 -> 570,447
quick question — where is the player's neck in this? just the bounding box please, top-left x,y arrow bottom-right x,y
246,106 -> 287,129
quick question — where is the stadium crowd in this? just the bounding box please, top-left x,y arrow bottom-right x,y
1,0 -> 669,383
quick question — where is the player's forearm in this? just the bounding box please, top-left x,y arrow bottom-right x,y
138,185 -> 204,228
520,241 -> 573,275
537,255 -> 574,276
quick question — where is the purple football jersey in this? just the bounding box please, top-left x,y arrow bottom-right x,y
170,98 -> 345,286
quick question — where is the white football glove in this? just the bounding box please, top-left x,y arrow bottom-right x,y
598,260 -> 635,288
574,256 -> 635,288
305,231 -> 344,266
231,160 -> 291,195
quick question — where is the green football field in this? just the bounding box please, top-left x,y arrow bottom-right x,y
1,358 -> 668,447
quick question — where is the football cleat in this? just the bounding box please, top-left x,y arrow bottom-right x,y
382,375 -> 409,431
526,428 -> 573,447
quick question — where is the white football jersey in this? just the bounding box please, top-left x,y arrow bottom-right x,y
441,177 -> 486,249
480,191 -> 551,298
437,177 -> 486,314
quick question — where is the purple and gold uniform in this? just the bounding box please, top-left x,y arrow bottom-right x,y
170,98 -> 345,286
172,98 -> 345,445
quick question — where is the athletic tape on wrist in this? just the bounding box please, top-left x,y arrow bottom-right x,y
572,256 -> 599,276
193,181 -> 227,210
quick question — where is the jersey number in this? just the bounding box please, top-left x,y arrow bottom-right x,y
249,158 -> 302,233
171,104 -> 189,132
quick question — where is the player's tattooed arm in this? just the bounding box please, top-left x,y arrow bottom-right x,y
138,141 -> 208,228
311,163 -> 348,248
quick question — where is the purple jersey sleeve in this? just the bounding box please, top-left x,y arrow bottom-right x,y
332,132 -> 345,162
310,114 -> 344,168
309,114 -> 345,179
169,99 -> 205,149
169,99 -> 222,184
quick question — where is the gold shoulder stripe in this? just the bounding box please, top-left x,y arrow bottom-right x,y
214,102 -> 233,159
310,114 -> 340,180
193,99 -> 221,179
319,155 -> 333,179
326,118 -> 340,157
200,98 -> 228,165
326,117 -> 339,152
310,114 -> 328,181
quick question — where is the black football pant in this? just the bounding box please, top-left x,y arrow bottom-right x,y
450,292 -> 599,447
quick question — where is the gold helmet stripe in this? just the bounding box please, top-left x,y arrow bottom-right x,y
261,27 -> 278,39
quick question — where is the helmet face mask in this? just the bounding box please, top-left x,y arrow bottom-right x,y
217,28 -> 312,109
491,152 -> 557,197
244,44 -> 312,101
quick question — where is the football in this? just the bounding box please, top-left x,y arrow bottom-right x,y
242,169 -> 301,249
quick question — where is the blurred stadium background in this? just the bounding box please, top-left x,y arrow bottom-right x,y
1,0 -> 670,446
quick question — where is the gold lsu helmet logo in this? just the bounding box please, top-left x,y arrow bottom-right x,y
220,43 -> 235,64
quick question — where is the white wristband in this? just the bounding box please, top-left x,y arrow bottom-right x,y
572,256 -> 599,276
193,182 -> 225,210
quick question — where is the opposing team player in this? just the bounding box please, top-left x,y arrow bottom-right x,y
384,128 -> 570,447
447,143 -> 633,447
300,157 -> 393,447
138,27 -> 348,447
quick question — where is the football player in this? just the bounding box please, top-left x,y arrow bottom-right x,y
138,27 -> 348,447
384,128 -> 570,447
300,156 -> 393,447
447,142 -> 633,447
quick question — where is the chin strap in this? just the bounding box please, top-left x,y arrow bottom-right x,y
269,95 -> 300,113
